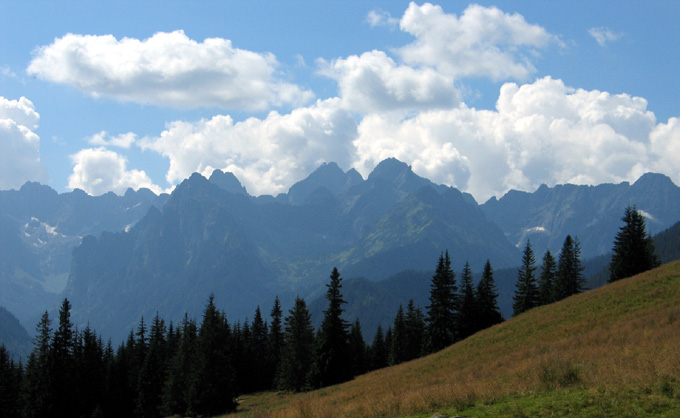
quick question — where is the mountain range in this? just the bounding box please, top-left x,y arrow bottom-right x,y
1,158 -> 680,347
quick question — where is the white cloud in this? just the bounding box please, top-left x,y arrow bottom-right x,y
318,50 -> 459,112
139,98 -> 358,196
397,3 -> 558,81
0,97 -> 46,190
649,117 -> 680,181
27,30 -> 314,110
88,131 -> 137,149
367,9 -> 399,29
1,65 -> 17,79
588,27 -> 622,47
68,147 -> 162,195
352,77 -> 662,202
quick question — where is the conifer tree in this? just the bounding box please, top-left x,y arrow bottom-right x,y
609,205 -> 661,282
0,345 -> 22,418
250,306 -> 270,391
476,260 -> 503,330
310,267 -> 351,388
368,325 -> 388,371
554,235 -> 586,300
426,251 -> 458,352
403,299 -> 425,361
22,311 -> 52,418
50,298 -> 77,417
457,261 -> 477,340
348,319 -> 368,376
135,313 -> 166,418
268,296 -> 284,387
538,250 -> 556,306
389,305 -> 407,365
161,315 -> 198,417
278,297 -> 315,392
513,241 -> 539,316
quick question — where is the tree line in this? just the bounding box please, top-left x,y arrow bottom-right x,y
0,206 -> 660,418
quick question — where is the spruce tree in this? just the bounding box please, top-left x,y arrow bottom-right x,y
513,241 -> 539,316
538,250 -> 557,305
389,305 -> 407,366
554,235 -> 586,300
161,315 -> 198,417
0,345 -> 22,418
457,261 -> 477,340
311,267 -> 351,388
609,205 -> 661,282
268,296 -> 284,388
50,299 -> 77,417
403,299 -> 425,361
250,306 -> 270,391
368,325 -> 388,371
476,260 -> 503,330
348,319 -> 368,376
277,297 -> 315,392
426,251 -> 458,352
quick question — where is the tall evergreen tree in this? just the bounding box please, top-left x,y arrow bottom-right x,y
513,241 -> 539,316
609,205 -> 661,282
476,260 -> 503,330
310,267 -> 351,388
277,297 -> 315,392
348,319 -> 368,377
135,313 -> 167,418
0,345 -> 22,418
250,306 -> 270,391
268,296 -> 284,388
50,298 -> 77,417
538,250 -> 557,306
426,251 -> 458,352
161,315 -> 198,417
22,311 -> 52,418
389,305 -> 407,366
457,261 -> 477,340
403,300 -> 425,361
554,235 -> 586,300
368,325 -> 388,371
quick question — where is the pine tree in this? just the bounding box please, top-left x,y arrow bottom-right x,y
457,261 -> 477,339
161,315 -> 198,417
250,306 -> 270,391
348,319 -> 368,376
22,311 -> 52,418
426,251 -> 458,352
74,325 -> 105,418
50,298 -> 77,417
135,313 -> 167,418
389,305 -> 407,366
0,345 -> 22,418
476,260 -> 503,330
403,300 -> 425,361
609,205 -> 661,282
310,267 -> 351,388
513,241 -> 539,316
554,235 -> 586,300
277,297 -> 315,392
268,296 -> 284,388
538,250 -> 557,306
368,325 -> 388,371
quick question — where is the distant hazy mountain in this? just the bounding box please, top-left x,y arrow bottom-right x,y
0,306 -> 31,359
0,183 -> 168,329
481,173 -> 680,259
63,159 -> 520,342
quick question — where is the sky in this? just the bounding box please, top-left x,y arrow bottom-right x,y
1,1 -> 679,203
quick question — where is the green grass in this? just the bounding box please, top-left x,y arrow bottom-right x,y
223,261 -> 680,418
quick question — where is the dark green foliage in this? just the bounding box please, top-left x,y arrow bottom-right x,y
310,267 -> 352,388
513,241 -> 539,316
249,306 -> 270,392
0,345 -> 22,418
348,319 -> 368,376
538,251 -> 557,305
610,205 -> 661,282
403,300 -> 426,361
554,236 -> 586,300
427,251 -> 458,352
476,260 -> 503,330
389,305 -> 407,365
458,262 -> 477,340
368,325 -> 388,371
268,296 -> 284,387
161,315 -> 198,417
278,297 -> 315,392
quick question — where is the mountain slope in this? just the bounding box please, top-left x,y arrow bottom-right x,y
482,173 -> 680,259
233,261 -> 680,418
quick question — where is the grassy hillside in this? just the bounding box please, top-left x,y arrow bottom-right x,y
225,261 -> 680,418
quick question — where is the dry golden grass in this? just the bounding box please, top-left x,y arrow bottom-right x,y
223,261 -> 680,418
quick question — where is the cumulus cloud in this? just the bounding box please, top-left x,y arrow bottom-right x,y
352,77 -> 661,202
139,98 -> 357,196
68,147 -> 163,196
588,27 -> 622,47
88,131 -> 137,149
397,2 -> 558,80
367,9 -> 399,28
0,97 -> 46,190
318,50 -> 459,112
27,30 -> 313,110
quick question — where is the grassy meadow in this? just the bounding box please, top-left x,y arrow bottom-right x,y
223,261 -> 680,418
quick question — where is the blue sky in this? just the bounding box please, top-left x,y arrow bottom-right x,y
1,1 -> 678,202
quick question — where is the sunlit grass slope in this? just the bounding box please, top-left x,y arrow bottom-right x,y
226,261 -> 680,418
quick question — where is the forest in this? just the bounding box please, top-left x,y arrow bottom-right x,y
0,206 -> 659,418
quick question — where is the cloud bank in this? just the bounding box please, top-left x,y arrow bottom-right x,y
0,97 -> 46,190
27,30 -> 313,110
